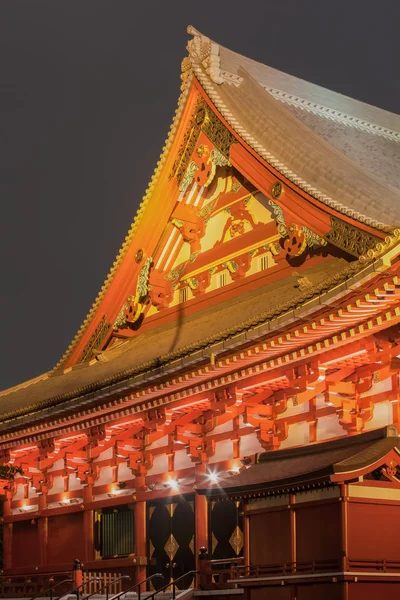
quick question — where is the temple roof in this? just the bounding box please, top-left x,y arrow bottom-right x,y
198,426 -> 400,497
0,258 -> 346,422
187,27 -> 400,230
1,28 -> 400,429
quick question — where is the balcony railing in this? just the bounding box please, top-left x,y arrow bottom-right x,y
230,558 -> 400,580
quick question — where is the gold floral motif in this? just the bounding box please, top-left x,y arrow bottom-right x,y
79,316 -> 110,363
229,526 -> 244,556
164,534 -> 179,561
325,216 -> 379,257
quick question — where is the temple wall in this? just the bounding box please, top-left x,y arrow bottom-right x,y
47,512 -> 83,565
249,508 -> 291,564
12,520 -> 39,568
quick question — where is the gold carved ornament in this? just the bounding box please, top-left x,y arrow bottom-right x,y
171,97 -> 236,189
324,216 -> 380,257
79,315 -> 110,363
113,257 -> 153,329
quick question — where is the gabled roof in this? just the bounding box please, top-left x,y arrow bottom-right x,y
2,28 -> 400,431
186,27 -> 400,230
198,426 -> 400,497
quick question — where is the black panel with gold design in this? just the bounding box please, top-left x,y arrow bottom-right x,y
209,499 -> 244,560
147,495 -> 195,590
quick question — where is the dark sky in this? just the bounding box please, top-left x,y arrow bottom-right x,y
1,0 -> 399,390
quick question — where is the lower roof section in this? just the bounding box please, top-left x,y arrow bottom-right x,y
198,426 -> 400,497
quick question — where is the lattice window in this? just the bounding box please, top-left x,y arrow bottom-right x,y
100,506 -> 135,558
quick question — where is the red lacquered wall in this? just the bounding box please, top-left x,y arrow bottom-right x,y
348,502 -> 400,560
12,521 -> 39,568
249,508 -> 291,564
296,502 -> 341,562
47,512 -> 84,565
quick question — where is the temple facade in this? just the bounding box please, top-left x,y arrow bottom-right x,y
1,26 -> 400,600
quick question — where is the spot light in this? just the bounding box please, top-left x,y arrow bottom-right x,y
207,471 -> 219,484
168,479 -> 179,491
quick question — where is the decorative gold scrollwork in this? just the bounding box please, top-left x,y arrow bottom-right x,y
324,216 -> 380,257
171,97 -> 236,188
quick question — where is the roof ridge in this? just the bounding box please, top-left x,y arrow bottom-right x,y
219,69 -> 400,143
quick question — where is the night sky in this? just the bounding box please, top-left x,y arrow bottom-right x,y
1,1 -> 399,390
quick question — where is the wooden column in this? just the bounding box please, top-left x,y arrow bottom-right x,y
83,510 -> 94,563
38,517 -> 48,566
340,484 -> 348,571
3,522 -> 13,570
289,493 -> 296,565
195,465 -> 208,554
83,486 -> 94,562
134,501 -> 147,586
243,500 -> 250,566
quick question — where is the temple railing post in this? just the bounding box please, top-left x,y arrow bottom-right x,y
198,547 -> 211,590
73,559 -> 83,597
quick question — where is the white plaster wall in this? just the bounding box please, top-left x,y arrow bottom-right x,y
211,421 -> 232,435
148,454 -> 168,476
239,432 -> 264,456
284,399 -> 309,418
361,376 -> 392,398
174,449 -> 193,471
69,474 -> 83,491
148,435 -> 168,450
316,414 -> 345,441
96,466 -> 113,485
280,421 -> 309,449
48,475 -> 64,495
13,483 -> 25,500
364,400 -> 393,431
117,462 -> 133,482
93,447 -> 113,462
48,459 -> 64,472
209,439 -> 233,463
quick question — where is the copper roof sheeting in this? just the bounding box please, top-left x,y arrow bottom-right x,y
198,427 -> 399,496
187,28 -> 400,230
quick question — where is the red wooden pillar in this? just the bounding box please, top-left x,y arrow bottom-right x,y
3,522 -> 13,569
38,517 -> 48,566
195,465 -> 208,554
289,493 -> 296,565
82,485 -> 94,563
243,500 -> 250,566
134,501 -> 147,587
340,484 -> 348,571
195,465 -> 209,588
83,510 -> 94,563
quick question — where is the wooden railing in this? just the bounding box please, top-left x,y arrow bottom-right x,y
0,572 -> 72,599
347,559 -> 400,573
230,558 -> 400,580
0,569 -> 123,598
82,571 -> 123,595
